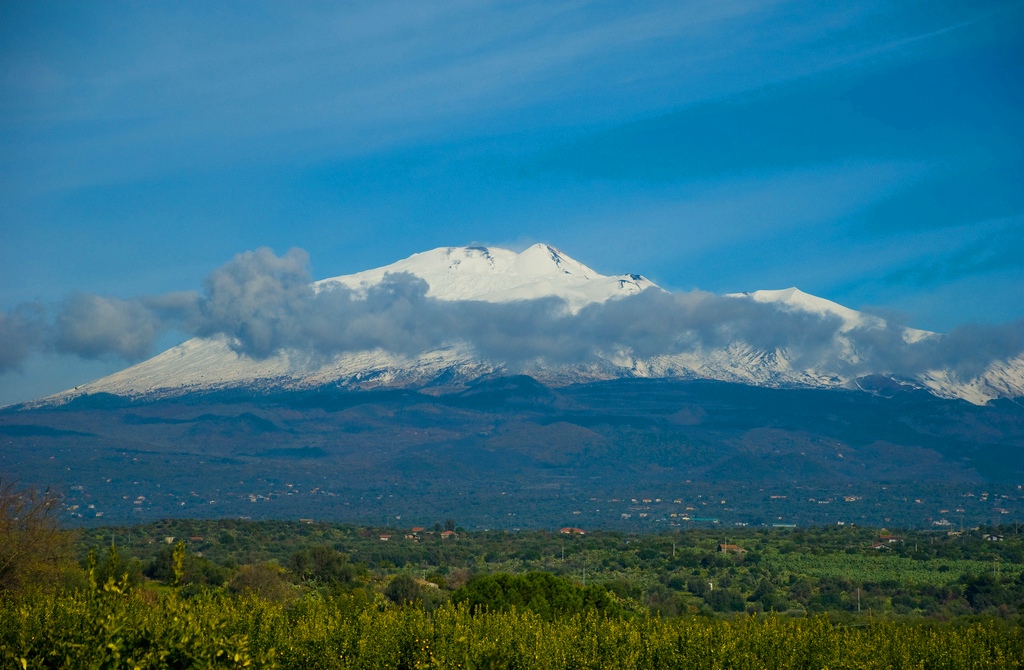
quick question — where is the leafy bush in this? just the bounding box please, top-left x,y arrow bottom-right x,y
227,563 -> 296,604
145,543 -> 228,587
384,574 -> 421,605
704,587 -> 746,612
452,571 -> 620,620
289,546 -> 364,590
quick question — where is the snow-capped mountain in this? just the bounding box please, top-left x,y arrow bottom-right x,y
37,244 -> 1024,406
319,244 -> 652,310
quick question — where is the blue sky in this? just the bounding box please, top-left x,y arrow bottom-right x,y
1,0 -> 1022,404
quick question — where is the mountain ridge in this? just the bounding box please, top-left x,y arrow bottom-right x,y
24,244 -> 1024,408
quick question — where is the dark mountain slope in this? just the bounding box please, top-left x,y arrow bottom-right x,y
2,379 -> 1022,528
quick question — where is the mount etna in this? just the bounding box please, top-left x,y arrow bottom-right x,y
2,245 -> 1023,528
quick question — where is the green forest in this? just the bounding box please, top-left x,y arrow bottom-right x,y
3,483 -> 1024,668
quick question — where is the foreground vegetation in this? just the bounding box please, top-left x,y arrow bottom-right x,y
3,483 -> 1024,668
6,588 -> 1024,669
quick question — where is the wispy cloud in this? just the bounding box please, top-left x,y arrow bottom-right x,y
880,217 -> 1024,287
530,159 -> 932,285
4,1 -> 975,194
